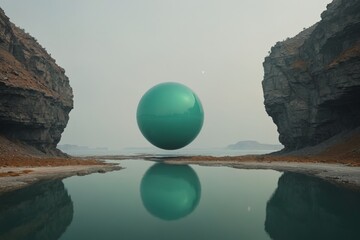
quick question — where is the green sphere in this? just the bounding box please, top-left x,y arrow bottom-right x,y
137,82 -> 204,150
140,163 -> 201,220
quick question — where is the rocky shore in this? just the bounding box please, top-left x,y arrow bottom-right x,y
1,132 -> 359,194
159,130 -> 359,189
163,158 -> 360,190
0,133 -> 119,194
0,157 -> 121,194
0,164 -> 121,194
1,152 -> 358,195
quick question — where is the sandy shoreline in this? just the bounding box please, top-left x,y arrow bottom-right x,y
0,153 -> 359,194
0,162 -> 121,194
93,154 -> 360,190
1,128 -> 359,193
162,159 -> 360,190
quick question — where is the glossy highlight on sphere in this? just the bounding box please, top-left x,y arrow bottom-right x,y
137,82 -> 204,150
140,163 -> 201,221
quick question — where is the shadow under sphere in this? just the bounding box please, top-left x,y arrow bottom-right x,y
140,163 -> 201,221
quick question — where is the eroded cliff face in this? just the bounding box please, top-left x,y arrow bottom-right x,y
0,8 -> 73,155
262,0 -> 360,151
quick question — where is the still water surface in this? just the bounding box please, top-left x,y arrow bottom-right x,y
0,160 -> 359,240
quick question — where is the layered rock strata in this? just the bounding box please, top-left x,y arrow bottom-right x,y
0,8 -> 73,155
262,0 -> 360,151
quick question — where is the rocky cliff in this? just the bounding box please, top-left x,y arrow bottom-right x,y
0,8 -> 73,155
262,0 -> 360,151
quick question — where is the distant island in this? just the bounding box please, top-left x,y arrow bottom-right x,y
227,141 -> 283,150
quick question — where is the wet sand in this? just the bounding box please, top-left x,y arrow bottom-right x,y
1,129 -> 359,193
1,152 -> 359,194
92,153 -> 360,189
0,157 -> 121,194
163,158 -> 360,190
152,152 -> 360,189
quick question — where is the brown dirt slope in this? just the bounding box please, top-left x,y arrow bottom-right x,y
0,134 -> 105,170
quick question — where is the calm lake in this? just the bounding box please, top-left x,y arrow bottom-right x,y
0,159 -> 359,240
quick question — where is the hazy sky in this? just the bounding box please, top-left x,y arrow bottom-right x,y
0,0 -> 331,149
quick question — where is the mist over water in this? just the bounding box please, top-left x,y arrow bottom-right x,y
60,147 -> 276,157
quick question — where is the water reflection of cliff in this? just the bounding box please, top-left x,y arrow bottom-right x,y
140,163 -> 201,221
265,173 -> 360,240
0,180 -> 73,240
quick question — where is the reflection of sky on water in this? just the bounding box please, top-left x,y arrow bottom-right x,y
140,163 -> 201,221
58,160 -> 281,239
1,160 -> 358,240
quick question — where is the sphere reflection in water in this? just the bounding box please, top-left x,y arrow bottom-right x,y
140,163 -> 201,221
